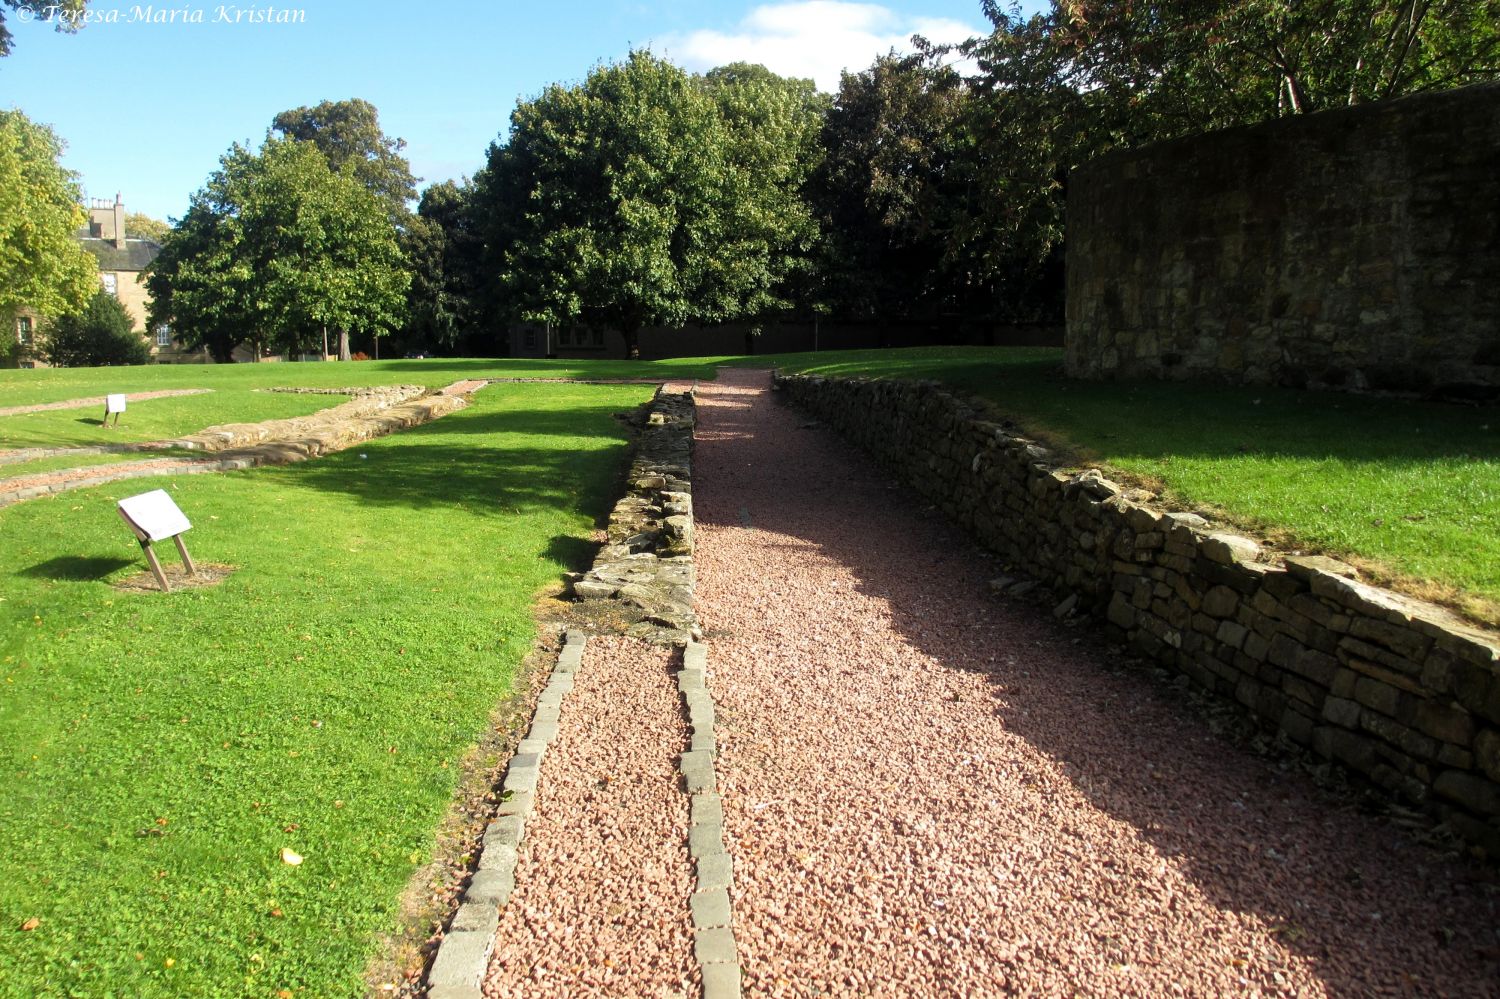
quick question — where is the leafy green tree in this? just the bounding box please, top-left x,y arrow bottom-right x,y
401,180 -> 484,354
45,289 -> 149,367
271,98 -> 418,221
813,52 -> 969,321
123,211 -> 170,244
474,51 -> 826,358
148,137 -> 409,362
1,0 -> 87,56
0,108 -> 95,360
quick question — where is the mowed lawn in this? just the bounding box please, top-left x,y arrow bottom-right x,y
0,379 -> 654,997
755,347 -> 1500,619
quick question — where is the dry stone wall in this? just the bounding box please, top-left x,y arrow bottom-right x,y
1066,82 -> 1500,395
776,372 -> 1500,855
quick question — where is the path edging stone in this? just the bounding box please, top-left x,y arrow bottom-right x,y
425,628 -> 589,999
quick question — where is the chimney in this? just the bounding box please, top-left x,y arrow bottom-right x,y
113,193 -> 125,249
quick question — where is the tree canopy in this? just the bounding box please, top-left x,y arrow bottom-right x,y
123,212 -> 171,244
0,109 -> 95,333
271,98 -> 418,220
473,51 -> 828,357
147,137 -> 408,362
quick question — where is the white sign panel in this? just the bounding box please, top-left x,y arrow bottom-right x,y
105,394 -> 127,415
118,489 -> 192,542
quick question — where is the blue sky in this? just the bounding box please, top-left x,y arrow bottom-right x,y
2,0 -> 1029,224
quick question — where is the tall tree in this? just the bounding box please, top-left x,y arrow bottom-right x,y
0,109 -> 95,362
474,51 -> 827,358
1,0 -> 87,56
701,63 -> 828,324
271,98 -> 418,220
147,137 -> 408,362
813,52 -> 969,321
401,180 -> 484,354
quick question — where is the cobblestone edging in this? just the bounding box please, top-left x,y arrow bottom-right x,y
426,385 -> 742,998
426,629 -> 587,999
166,385 -> 428,451
0,384 -> 474,509
777,372 -> 1500,856
677,639 -> 742,998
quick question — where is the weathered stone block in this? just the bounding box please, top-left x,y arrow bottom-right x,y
1434,771 -> 1500,816
1323,696 -> 1362,728
1413,701 -> 1475,747
1354,677 -> 1402,718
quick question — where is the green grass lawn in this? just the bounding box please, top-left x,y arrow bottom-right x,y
754,347 -> 1500,618
0,450 -> 204,480
0,392 -> 350,450
0,357 -> 722,411
0,380 -> 653,998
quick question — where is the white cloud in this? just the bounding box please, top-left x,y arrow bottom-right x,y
659,1 -> 986,93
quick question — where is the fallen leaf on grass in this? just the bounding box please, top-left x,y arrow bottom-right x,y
20,917 -> 39,931
280,848 -> 303,866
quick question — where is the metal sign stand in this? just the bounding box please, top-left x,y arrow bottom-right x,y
117,489 -> 196,592
103,394 -> 126,427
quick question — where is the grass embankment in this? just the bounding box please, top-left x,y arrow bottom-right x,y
0,380 -> 654,997
753,347 -> 1500,620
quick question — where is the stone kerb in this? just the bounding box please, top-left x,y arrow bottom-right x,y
774,372 -> 1500,856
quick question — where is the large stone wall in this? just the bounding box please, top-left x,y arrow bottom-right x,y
776,373 -> 1500,854
1066,83 -> 1500,394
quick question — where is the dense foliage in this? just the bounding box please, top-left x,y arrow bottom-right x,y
146,137 -> 408,362
0,108 -> 95,363
44,289 -> 150,367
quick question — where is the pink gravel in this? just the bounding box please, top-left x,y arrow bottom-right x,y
693,368 -> 1500,997
0,387 -> 211,418
484,635 -> 698,997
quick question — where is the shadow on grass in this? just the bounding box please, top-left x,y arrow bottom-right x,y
21,555 -> 135,581
274,398 -> 636,522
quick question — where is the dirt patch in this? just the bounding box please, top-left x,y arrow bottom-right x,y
0,388 -> 212,419
112,562 -> 236,593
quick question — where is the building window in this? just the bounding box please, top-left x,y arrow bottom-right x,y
16,316 -> 33,346
101,273 -> 118,296
557,327 -> 571,346
155,323 -> 172,348
590,329 -> 603,346
524,329 -> 537,350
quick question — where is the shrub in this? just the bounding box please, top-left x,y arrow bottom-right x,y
46,290 -> 151,367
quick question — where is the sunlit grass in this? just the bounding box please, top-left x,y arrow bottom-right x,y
757,347 -> 1500,617
0,382 -> 653,998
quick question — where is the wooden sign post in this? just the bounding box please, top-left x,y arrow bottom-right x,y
103,394 -> 127,427
117,489 -> 196,592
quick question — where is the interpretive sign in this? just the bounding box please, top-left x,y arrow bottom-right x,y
104,394 -> 126,427
117,489 -> 196,592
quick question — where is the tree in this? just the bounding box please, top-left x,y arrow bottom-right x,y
1,0 -> 87,56
147,137 -> 409,362
123,211 -> 170,244
812,52 -> 969,321
474,51 -> 826,358
401,180 -> 485,355
271,98 -> 418,220
46,289 -> 149,366
701,63 -> 828,325
0,109 -> 95,364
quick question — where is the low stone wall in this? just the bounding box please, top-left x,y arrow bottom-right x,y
775,372 -> 1500,855
568,389 -> 698,644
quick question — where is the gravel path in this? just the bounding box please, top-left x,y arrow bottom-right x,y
692,368 -> 1499,997
484,636 -> 698,997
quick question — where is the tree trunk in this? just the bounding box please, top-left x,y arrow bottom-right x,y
338,329 -> 351,361
623,326 -> 640,360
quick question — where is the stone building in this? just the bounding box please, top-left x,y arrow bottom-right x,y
9,194 -> 205,366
